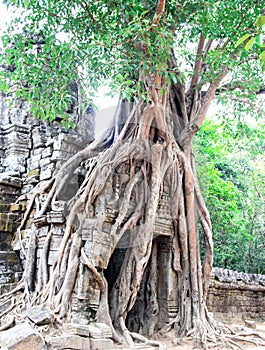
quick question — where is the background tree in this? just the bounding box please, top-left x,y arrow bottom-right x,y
195,118 -> 265,274
0,0 -> 265,348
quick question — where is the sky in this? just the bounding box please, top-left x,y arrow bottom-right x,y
0,2 -> 13,35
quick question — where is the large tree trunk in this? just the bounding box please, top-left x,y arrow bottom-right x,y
0,78 -> 216,348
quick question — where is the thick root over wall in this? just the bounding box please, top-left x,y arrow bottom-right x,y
1,99 -> 264,350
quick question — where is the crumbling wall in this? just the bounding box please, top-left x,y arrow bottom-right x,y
208,268 -> 265,320
0,91 -> 95,293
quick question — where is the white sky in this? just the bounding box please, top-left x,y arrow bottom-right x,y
0,2 -> 15,35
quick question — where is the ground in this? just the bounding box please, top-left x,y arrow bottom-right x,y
161,319 -> 265,350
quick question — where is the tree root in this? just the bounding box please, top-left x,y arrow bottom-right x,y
0,316 -> 15,331
0,297 -> 15,318
81,248 -> 123,344
130,332 -> 167,349
0,280 -> 25,303
3,94 -> 263,350
119,317 -> 135,347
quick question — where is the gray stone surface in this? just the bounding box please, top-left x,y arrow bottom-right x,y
90,338 -> 114,350
63,323 -> 91,337
25,305 -> 53,325
0,89 -> 94,290
207,268 -> 265,320
0,322 -> 44,350
49,334 -> 90,349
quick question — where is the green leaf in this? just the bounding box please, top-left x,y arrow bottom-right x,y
255,15 -> 265,27
68,120 -> 76,129
255,34 -> 261,46
259,51 -> 265,60
244,37 -> 255,51
235,33 -> 252,48
169,72 -> 177,84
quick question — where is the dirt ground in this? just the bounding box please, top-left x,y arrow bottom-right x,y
159,319 -> 265,349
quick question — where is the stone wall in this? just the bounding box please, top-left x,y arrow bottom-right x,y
0,90 -> 95,293
207,267 -> 265,321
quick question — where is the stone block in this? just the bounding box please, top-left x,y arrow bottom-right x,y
63,323 -> 90,337
28,160 -> 41,171
0,173 -> 22,187
45,138 -> 54,147
90,338 -> 113,350
40,157 -> 51,167
21,184 -> 34,194
41,146 -> 53,158
9,203 -> 21,212
33,147 -> 44,156
37,226 -> 49,238
48,236 -> 63,251
47,211 -> 65,224
93,323 -> 112,338
26,305 -> 53,325
48,250 -> 58,265
0,217 -> 13,232
33,215 -> 48,227
28,168 -> 40,177
87,324 -> 102,338
30,153 -> 42,163
53,135 -> 64,150
51,150 -> 62,161
0,203 -> 10,212
50,224 -> 65,236
49,334 -> 90,349
0,322 -> 44,350
40,168 -> 54,180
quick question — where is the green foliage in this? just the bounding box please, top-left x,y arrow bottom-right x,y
195,119 -> 265,274
236,13 -> 265,69
0,0 -> 264,123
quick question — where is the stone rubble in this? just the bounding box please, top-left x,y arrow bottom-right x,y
25,305 -> 53,325
0,322 -> 45,350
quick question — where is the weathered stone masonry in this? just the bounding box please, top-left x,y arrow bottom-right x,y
0,91 -> 95,294
208,267 -> 265,321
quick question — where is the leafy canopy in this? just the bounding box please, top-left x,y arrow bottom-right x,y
235,13 -> 265,68
195,118 -> 265,274
0,0 -> 264,126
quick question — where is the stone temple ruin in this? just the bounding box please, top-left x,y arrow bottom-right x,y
0,90 -> 265,349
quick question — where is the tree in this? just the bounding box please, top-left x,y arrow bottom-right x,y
195,119 -> 265,274
1,0 -> 265,348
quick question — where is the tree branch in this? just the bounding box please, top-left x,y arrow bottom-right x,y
80,1 -> 97,24
216,81 -> 265,95
188,33 -> 205,95
193,69 -> 228,128
153,0 -> 166,25
230,96 -> 265,116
